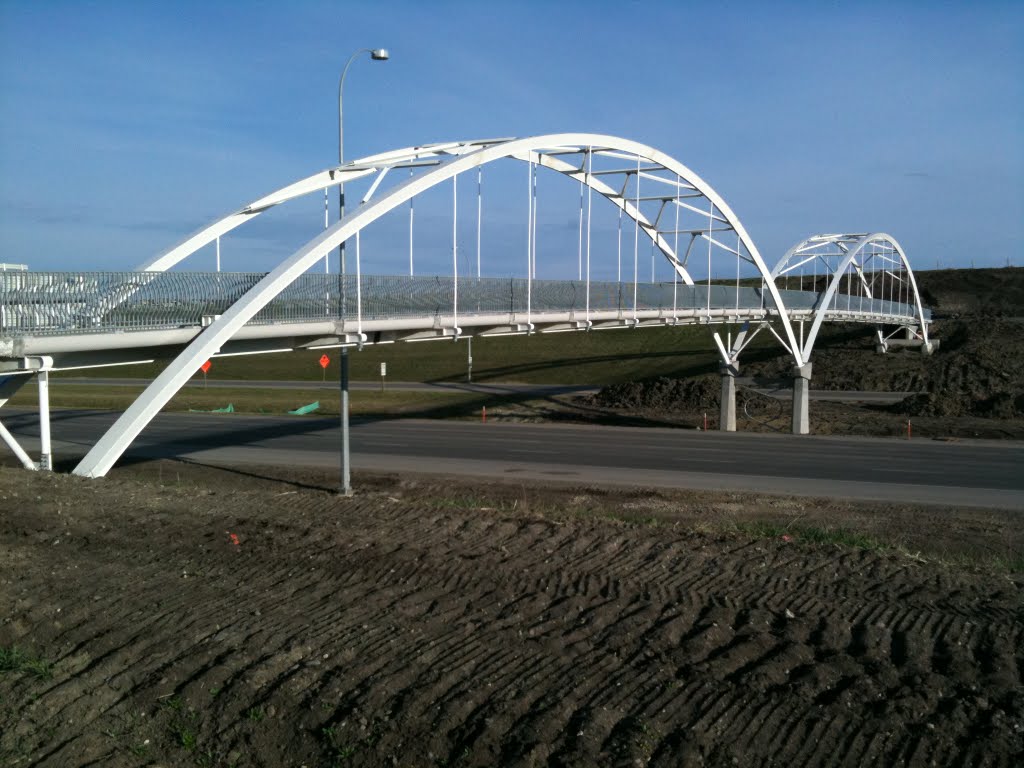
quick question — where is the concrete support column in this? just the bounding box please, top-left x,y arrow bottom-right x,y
791,363 -> 812,435
719,363 -> 738,432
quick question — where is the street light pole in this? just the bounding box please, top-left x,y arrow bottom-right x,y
337,46 -> 388,496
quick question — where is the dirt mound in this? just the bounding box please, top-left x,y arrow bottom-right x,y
587,311 -> 1024,436
1,464 -> 1023,767
915,266 -> 1024,317
876,318 -> 1024,418
746,269 -> 1024,403
593,374 -> 769,415
744,316 -> 1024,417
594,374 -> 720,411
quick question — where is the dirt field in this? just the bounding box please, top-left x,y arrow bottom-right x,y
573,267 -> 1024,439
2,461 -> 1021,767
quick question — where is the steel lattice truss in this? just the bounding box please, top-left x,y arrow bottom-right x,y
772,233 -> 931,359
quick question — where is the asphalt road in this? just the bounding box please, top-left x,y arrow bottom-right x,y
4,409 -> 1022,508
55,377 -> 910,403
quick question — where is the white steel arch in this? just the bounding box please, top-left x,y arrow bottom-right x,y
137,138 -> 764,290
74,133 -> 803,478
772,232 -> 931,361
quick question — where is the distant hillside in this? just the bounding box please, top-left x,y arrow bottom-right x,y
913,266 -> 1024,317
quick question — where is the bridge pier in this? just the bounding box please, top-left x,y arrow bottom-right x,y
792,363 -> 812,435
719,363 -> 738,432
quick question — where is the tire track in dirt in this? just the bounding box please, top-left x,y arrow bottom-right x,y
2,471 -> 1022,767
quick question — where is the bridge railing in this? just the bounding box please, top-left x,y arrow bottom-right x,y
0,271 -> 924,337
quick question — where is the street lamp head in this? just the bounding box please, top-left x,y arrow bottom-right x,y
370,48 -> 389,61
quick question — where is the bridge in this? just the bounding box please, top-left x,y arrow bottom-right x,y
0,134 -> 932,479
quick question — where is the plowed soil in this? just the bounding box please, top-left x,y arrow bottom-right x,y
2,462 -> 1022,767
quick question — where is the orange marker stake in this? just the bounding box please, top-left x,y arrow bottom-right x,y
482,406 -> 487,423
907,418 -> 912,440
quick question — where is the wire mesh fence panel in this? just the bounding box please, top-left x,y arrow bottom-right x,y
0,271 -> 926,336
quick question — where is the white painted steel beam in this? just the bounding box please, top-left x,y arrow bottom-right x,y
0,374 -> 35,470
37,369 -> 51,471
774,233 -> 930,360
73,134 -> 803,478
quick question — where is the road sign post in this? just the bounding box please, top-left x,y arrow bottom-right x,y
319,353 -> 330,381
380,361 -> 387,392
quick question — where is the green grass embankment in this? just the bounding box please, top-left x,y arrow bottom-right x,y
58,323 -> 779,385
8,385 -> 485,419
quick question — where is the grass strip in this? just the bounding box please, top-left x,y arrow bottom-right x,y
55,323 -> 774,385
9,384 -> 490,418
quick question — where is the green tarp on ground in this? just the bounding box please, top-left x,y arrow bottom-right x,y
288,401 -> 320,415
188,404 -> 235,413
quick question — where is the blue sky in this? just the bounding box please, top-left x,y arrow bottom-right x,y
0,0 -> 1021,277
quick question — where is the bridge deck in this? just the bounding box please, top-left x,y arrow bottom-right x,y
1,272 -> 925,364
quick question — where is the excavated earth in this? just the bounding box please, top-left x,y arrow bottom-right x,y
587,268 -> 1024,438
2,268 -> 1023,768
1,462 -> 1022,767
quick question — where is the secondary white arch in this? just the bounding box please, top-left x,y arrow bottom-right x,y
773,233 -> 930,360
74,134 -> 802,478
